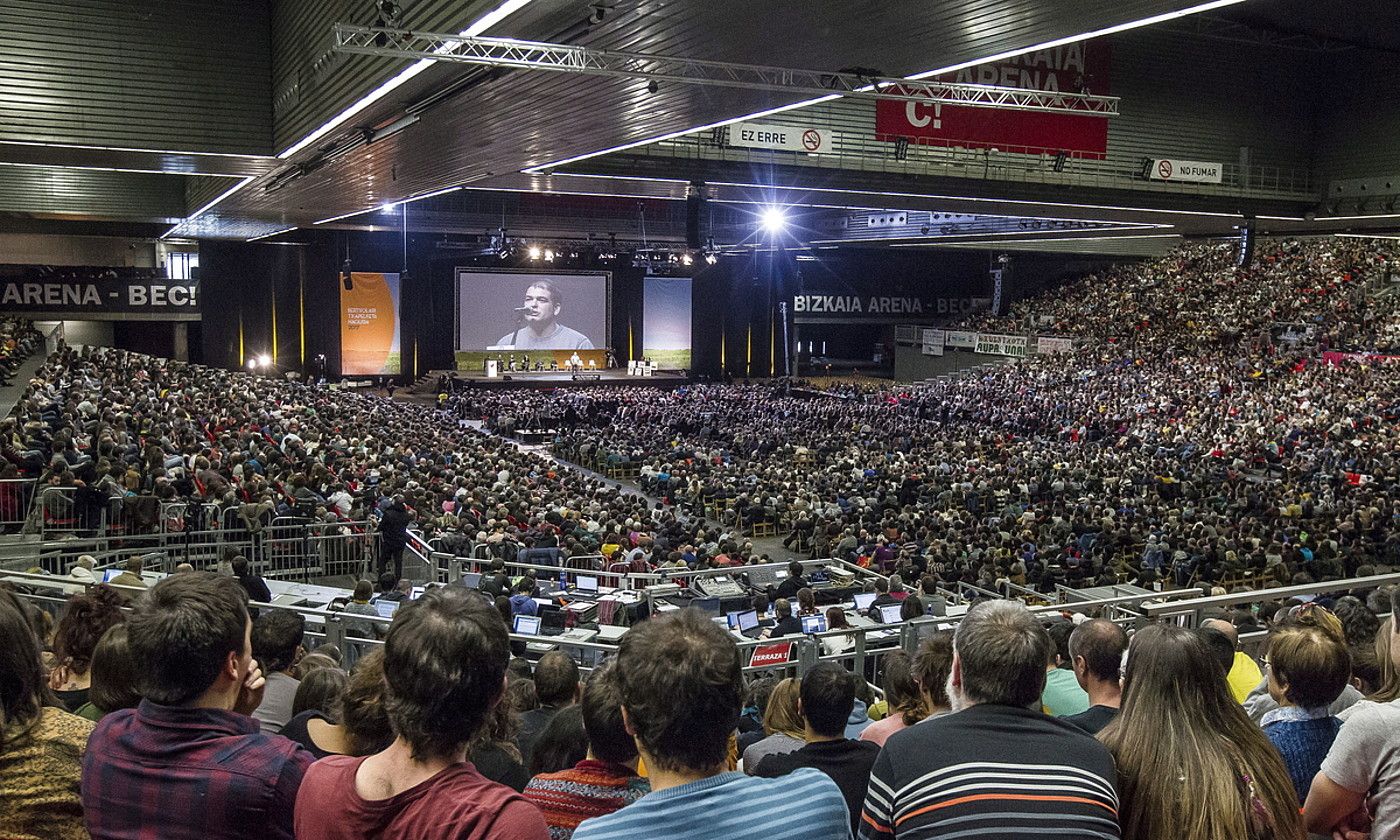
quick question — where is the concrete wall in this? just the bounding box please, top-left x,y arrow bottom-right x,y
893,345 -> 1011,382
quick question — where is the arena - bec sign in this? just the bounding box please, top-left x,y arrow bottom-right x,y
1147,158 -> 1223,185
975,333 -> 1028,357
792,295 -> 989,323
729,122 -> 834,154
0,266 -> 199,318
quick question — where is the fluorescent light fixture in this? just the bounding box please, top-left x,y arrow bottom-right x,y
406,184 -> 466,201
1334,232 -> 1400,241
0,139 -> 271,160
381,202 -> 399,213
160,175 -> 256,239
1317,213 -> 1400,222
0,160 -> 238,178
277,0 -> 537,160
521,0 -> 1246,174
246,226 -> 299,242
892,232 -> 1182,247
313,207 -> 379,225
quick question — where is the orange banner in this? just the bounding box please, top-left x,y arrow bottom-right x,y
340,272 -> 401,375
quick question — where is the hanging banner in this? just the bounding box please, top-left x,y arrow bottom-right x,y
0,265 -> 199,319
340,272 -> 401,375
945,330 -> 978,349
875,39 -> 1111,158
644,276 -> 693,369
730,122 -> 834,154
1036,336 -> 1075,354
975,333 -> 1028,357
1147,158 -> 1223,184
921,328 -> 946,356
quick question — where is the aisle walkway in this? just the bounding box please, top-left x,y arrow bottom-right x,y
0,353 -> 45,420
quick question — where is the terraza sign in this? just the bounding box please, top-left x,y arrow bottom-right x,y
0,266 -> 198,317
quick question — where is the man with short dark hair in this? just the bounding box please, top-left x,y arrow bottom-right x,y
753,663 -> 880,837
572,610 -> 849,840
517,651 -> 581,764
524,661 -> 649,839
1062,619 -> 1127,734
82,572 -> 313,840
250,609 -> 305,734
293,588 -> 547,840
775,560 -> 807,600
860,600 -> 1119,839
759,597 -> 802,639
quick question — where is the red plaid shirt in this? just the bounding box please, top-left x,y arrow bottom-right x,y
82,699 -> 313,840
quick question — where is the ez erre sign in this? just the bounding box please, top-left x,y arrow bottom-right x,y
730,122 -> 833,154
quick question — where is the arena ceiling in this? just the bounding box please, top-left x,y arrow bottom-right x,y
3,0 -> 1399,249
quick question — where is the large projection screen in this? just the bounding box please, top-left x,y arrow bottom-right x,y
643,276 -> 692,369
455,269 -> 609,369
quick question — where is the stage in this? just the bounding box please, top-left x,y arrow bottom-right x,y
432,367 -> 691,391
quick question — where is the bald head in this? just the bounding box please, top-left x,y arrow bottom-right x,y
1201,618 -> 1238,647
1069,619 -> 1128,684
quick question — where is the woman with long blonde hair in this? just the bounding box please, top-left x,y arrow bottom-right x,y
740,677 -> 804,772
1101,624 -> 1304,840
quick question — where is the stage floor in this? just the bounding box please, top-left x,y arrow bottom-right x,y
447,368 -> 689,389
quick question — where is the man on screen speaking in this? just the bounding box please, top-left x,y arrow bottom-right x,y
495,280 -> 594,350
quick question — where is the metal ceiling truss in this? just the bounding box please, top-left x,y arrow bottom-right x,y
332,24 -> 1121,116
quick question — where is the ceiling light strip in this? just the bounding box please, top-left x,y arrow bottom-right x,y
160,175 -> 256,239
277,0 -> 536,160
0,139 -> 272,160
246,226 -> 299,242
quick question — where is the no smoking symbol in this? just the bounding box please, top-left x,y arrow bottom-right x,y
802,130 -> 822,151
1157,160 -> 1173,179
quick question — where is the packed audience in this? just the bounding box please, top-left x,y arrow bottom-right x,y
6,237 -> 1400,839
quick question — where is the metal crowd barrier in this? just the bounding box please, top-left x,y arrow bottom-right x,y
0,478 -> 36,532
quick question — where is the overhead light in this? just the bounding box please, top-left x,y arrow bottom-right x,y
704,253 -> 718,265
759,207 -> 788,235
381,202 -> 398,213
258,354 -> 273,368
277,0 -> 537,159
681,252 -> 693,266
246,226 -> 299,242
528,245 -> 543,260
544,248 -> 555,261
0,139 -> 271,160
161,175 -> 256,239
247,359 -> 258,370
521,0 -> 1246,174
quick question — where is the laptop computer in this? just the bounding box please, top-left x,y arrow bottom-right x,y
878,603 -> 903,624
575,574 -> 599,595
513,614 -> 542,636
727,609 -> 763,638
460,571 -> 482,590
410,586 -> 425,601
102,568 -> 121,583
801,614 -> 828,634
853,592 -> 877,611
375,600 -> 399,619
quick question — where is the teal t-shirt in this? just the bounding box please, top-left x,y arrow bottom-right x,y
1041,667 -> 1091,717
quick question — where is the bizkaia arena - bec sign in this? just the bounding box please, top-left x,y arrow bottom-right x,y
0,265 -> 198,318
875,39 -> 1112,159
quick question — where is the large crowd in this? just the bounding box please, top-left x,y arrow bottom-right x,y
5,236 -> 1400,839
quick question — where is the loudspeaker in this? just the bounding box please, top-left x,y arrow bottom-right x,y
1237,221 -> 1256,269
686,190 -> 708,249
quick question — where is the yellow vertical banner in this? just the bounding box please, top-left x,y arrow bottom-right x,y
340,272 -> 402,374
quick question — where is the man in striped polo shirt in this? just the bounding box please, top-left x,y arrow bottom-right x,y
573,609 -> 851,840
860,600 -> 1119,840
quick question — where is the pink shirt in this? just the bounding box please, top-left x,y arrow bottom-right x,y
293,755 -> 548,840
859,714 -> 910,747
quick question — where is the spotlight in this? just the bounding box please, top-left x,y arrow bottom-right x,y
247,359 -> 258,370
528,245 -> 542,260
704,253 -> 718,265
544,249 -> 555,261
759,207 -> 788,235
498,249 -> 510,260
646,79 -> 659,94
681,253 -> 693,266
381,202 -> 397,213
259,354 -> 272,368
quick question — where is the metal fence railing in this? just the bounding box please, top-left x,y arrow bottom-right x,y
0,478 -> 36,533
